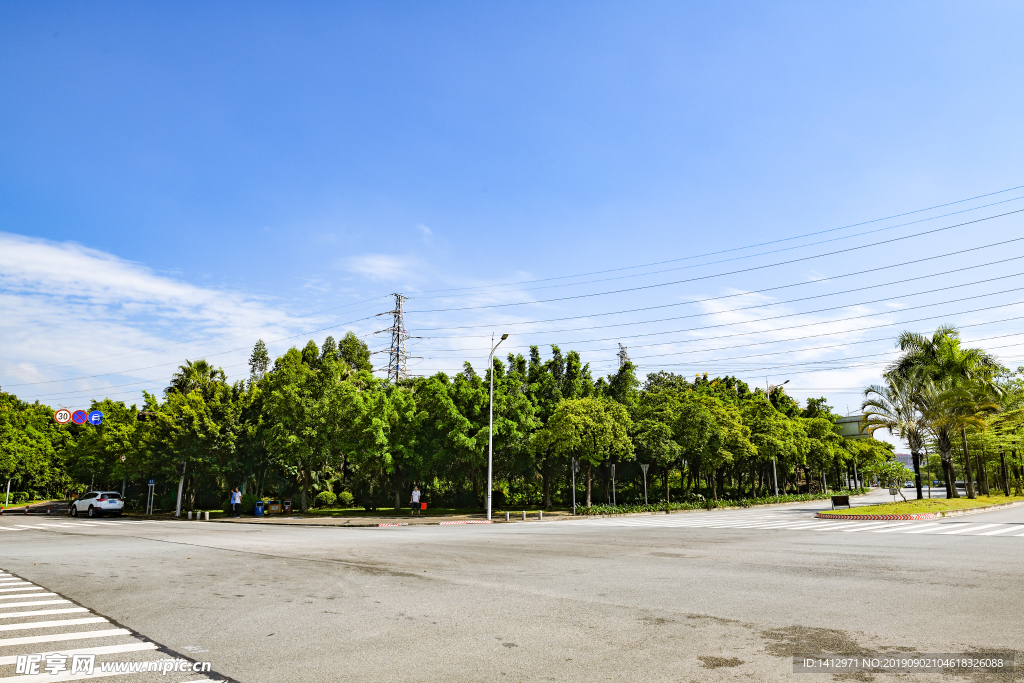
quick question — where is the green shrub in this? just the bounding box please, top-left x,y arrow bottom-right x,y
315,490 -> 337,508
581,489 -> 869,515
338,491 -> 355,507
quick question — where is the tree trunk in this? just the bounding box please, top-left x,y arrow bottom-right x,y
585,462 -> 593,508
942,458 -> 958,498
960,428 -> 976,499
542,467 -> 552,510
664,466 -> 671,505
911,451 -> 923,500
980,445 -> 990,495
1001,451 -> 1011,497
300,465 -> 311,513
392,468 -> 404,512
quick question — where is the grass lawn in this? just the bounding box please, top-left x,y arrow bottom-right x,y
833,495 -> 1024,516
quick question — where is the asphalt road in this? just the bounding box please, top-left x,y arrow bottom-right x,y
2,491 -> 1022,682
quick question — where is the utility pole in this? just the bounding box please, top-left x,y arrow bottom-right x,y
766,378 -> 789,497
487,334 -> 508,520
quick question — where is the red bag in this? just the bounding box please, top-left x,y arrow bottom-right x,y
421,502 -> 427,510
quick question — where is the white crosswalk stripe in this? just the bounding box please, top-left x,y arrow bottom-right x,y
560,511 -> 1024,538
0,570 -> 220,682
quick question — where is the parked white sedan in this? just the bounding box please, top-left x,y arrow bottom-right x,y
69,491 -> 124,518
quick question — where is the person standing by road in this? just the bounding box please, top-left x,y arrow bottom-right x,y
410,486 -> 421,516
230,488 -> 242,517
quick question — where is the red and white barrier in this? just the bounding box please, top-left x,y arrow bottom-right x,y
816,512 -> 935,521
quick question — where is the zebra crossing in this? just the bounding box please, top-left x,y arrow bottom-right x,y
0,520 -> 228,535
562,510 -> 1024,538
0,570 -> 225,682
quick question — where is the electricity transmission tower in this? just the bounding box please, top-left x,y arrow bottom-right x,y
617,343 -> 631,369
375,293 -> 420,382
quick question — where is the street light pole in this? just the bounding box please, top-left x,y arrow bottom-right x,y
766,378 -> 789,498
487,333 -> 508,521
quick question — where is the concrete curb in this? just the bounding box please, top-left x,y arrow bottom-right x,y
816,512 -> 936,520
815,499 -> 1024,521
578,492 -> 874,519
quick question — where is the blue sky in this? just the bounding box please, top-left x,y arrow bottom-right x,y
2,1 -> 1024,437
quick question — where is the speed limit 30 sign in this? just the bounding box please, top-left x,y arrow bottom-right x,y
54,409 -> 71,424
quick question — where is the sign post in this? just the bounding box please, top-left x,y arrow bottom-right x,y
611,464 -> 616,506
640,463 -> 649,505
571,458 -> 579,516
146,480 -> 155,516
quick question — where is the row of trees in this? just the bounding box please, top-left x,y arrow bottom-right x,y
7,326 -> 1018,513
862,325 -> 1024,499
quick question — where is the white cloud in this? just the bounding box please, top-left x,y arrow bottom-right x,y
342,253 -> 424,282
0,232 -> 308,405
416,224 -> 432,242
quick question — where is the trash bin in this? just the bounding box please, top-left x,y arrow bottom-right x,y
254,500 -> 265,517
268,501 -> 281,514
282,499 -> 293,514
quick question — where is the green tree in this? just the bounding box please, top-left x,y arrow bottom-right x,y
543,397 -> 633,507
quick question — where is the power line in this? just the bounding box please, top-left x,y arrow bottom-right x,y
420,287 -> 1024,355
411,184 -> 1024,295
419,267 -> 1024,343
413,242 -> 1024,332
408,209 -> 1024,313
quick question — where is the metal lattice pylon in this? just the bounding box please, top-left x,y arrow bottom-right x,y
617,342 -> 631,369
374,293 -> 419,382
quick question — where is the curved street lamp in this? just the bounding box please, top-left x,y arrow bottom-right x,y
766,378 -> 790,497
487,334 -> 508,520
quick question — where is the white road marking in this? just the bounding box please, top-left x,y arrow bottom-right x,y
0,593 -> 52,602
936,524 -> 1001,535
0,585 -> 36,592
0,641 -> 158,666
900,523 -> 946,534
868,523 -> 918,533
0,608 -> 88,619
0,668 -> 132,683
0,600 -> 70,609
841,522 -> 914,533
0,616 -> 108,632
0,627 -> 130,647
977,526 -> 1022,536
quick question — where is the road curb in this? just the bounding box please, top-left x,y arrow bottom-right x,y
815,499 -> 1024,521
816,512 -> 935,520
578,492 -> 874,519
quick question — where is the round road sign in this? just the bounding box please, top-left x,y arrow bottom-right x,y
71,410 -> 88,425
88,410 -> 103,425
54,409 -> 71,424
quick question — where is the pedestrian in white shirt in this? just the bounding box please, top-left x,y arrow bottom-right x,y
410,486 -> 421,516
230,488 -> 242,517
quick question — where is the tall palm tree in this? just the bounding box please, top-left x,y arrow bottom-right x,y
862,374 -> 927,499
936,380 -> 1002,499
915,377 -> 960,498
166,359 -> 227,397
887,326 -> 1003,499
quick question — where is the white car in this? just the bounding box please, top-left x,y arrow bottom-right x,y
69,491 -> 124,518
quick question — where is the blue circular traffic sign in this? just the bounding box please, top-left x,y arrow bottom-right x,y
71,410 -> 88,425
88,410 -> 103,425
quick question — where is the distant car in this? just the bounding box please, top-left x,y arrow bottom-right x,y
903,481 -> 915,488
69,491 -> 124,518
